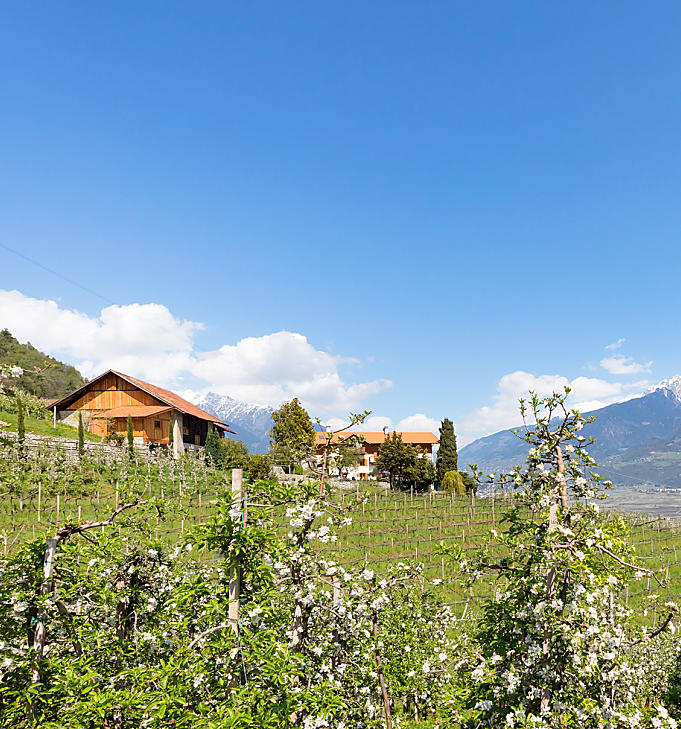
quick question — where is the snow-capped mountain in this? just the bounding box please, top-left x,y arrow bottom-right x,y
459,377 -> 681,489
196,392 -> 274,453
647,375 -> 681,403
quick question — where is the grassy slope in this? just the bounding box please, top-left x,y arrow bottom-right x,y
0,410 -> 102,442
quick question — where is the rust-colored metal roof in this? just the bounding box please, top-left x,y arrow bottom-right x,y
111,372 -> 235,432
96,406 -> 172,418
52,370 -> 235,433
315,431 -> 439,446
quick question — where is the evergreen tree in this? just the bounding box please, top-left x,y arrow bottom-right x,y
16,394 -> 25,450
77,411 -> 85,460
436,418 -> 458,484
247,453 -> 272,480
269,398 -> 315,467
375,432 -> 416,489
168,419 -> 174,451
221,438 -> 249,469
204,429 -> 224,466
127,415 -> 134,459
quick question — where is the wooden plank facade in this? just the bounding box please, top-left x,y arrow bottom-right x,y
52,370 -> 233,454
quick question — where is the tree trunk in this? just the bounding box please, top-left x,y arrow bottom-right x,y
540,446 -> 567,714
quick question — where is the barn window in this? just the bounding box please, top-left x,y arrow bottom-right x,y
154,420 -> 161,429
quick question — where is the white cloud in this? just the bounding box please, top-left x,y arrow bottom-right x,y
396,413 -> 439,433
323,415 -> 394,433
361,416 -> 394,432
457,370 -> 642,447
600,355 -> 652,375
0,290 -> 200,382
193,332 -> 390,412
605,338 -> 626,351
0,289 -> 390,415
323,413 -> 440,435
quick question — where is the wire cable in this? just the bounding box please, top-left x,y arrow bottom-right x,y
0,242 -> 115,305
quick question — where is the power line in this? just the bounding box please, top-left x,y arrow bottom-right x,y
1,242 -> 115,305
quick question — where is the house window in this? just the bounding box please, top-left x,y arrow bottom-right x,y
154,420 -> 161,429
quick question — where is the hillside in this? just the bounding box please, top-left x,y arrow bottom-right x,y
459,378 -> 681,489
0,328 -> 85,398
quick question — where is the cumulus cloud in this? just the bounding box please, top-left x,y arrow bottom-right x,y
323,415 -> 395,433
396,413 -> 440,432
457,370 -> 643,446
323,413 -> 439,435
194,332 -> 390,412
0,290 -> 200,382
0,289 -> 390,415
600,355 -> 652,375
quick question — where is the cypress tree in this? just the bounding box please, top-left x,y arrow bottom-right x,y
16,394 -> 25,450
78,411 -> 85,460
168,419 -> 174,452
127,415 -> 134,459
436,418 -> 458,485
205,429 -> 223,466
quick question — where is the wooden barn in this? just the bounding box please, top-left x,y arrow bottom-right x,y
51,370 -> 234,457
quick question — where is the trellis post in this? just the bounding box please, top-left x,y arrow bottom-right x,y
229,468 -> 243,633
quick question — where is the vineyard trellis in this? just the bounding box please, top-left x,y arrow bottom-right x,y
3,393 -> 681,728
3,442 -> 681,625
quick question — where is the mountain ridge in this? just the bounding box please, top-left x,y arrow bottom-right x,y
459,376 -> 681,489
195,392 -> 274,453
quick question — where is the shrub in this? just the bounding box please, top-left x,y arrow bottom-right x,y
104,431 -> 124,446
459,470 -> 477,494
441,470 -> 465,494
0,387 -> 48,419
247,453 -> 272,480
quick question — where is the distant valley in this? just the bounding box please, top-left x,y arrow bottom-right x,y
459,376 -> 681,493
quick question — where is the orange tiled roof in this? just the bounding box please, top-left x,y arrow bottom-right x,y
315,431 -> 439,446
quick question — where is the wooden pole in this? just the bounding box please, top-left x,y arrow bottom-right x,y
32,537 -> 58,680
373,607 -> 394,729
37,481 -> 41,523
229,468 -> 243,633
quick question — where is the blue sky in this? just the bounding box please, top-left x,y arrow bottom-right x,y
2,2 -> 681,443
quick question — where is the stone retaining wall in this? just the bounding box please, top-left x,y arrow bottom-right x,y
0,430 -> 149,463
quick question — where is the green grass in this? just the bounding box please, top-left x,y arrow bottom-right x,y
0,409 -> 102,442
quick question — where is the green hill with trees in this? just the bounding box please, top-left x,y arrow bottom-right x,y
0,328 -> 85,398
